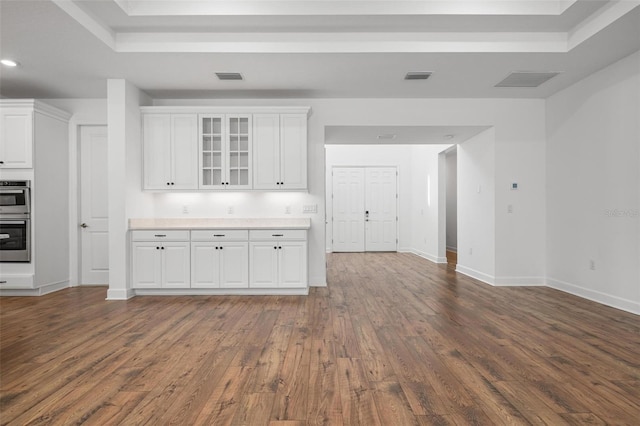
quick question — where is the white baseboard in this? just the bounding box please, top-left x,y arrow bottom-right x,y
0,280 -> 69,296
39,280 -> 70,295
547,277 -> 640,315
133,288 -> 309,296
401,249 -> 447,264
309,275 -> 327,287
455,264 -> 495,286
493,276 -> 545,286
106,288 -> 136,300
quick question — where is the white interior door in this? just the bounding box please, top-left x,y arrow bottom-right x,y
331,166 -> 397,252
332,167 -> 365,252
80,126 -> 109,285
365,167 -> 397,251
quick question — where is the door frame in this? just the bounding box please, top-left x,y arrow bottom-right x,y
329,165 -> 399,253
69,120 -> 107,287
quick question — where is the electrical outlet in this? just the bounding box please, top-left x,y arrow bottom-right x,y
182,205 -> 189,214
285,205 -> 291,214
589,260 -> 596,270
507,204 -> 513,213
227,206 -> 234,215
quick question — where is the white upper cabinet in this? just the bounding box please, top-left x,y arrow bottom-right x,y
199,114 -> 252,190
141,107 -> 308,192
253,113 -> 307,190
143,113 -> 198,190
0,109 -> 33,168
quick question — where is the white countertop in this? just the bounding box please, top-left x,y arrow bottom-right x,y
129,217 -> 311,230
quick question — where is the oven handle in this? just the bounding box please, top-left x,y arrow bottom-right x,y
0,190 -> 26,194
0,220 -> 27,224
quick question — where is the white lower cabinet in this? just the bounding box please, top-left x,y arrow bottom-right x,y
191,242 -> 249,288
249,230 -> 308,288
131,227 -> 307,293
132,242 -> 190,288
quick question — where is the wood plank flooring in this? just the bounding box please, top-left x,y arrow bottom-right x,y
1,252 -> 639,425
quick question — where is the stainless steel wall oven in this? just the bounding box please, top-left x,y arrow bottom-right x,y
0,181 -> 31,262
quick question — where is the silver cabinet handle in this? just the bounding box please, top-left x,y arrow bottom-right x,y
80,223 -> 88,228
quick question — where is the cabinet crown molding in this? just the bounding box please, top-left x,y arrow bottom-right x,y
140,106 -> 311,116
0,99 -> 72,122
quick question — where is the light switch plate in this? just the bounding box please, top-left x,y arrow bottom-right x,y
302,204 -> 318,214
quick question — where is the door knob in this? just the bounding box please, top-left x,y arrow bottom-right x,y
80,223 -> 89,228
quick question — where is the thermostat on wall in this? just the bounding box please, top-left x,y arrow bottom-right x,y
511,182 -> 518,190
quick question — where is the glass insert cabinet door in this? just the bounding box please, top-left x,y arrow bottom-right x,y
200,115 -> 224,187
199,114 -> 252,189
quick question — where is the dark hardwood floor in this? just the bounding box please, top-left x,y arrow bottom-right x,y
1,252 -> 639,425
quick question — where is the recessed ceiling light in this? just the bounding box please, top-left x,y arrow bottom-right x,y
1,59 -> 18,67
404,72 -> 432,80
377,134 -> 397,140
215,72 -> 243,81
444,134 -> 455,140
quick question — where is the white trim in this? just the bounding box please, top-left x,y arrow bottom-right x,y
309,275 -> 327,287
141,106 -> 311,115
0,99 -> 71,121
402,248 -> 447,264
568,0 -> 640,50
133,288 -> 309,296
446,246 -> 458,253
455,264 -> 495,285
493,276 -> 546,286
1,280 -> 69,296
547,277 -> 640,316
106,288 -> 136,300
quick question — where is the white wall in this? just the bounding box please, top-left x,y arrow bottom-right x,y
106,80 -> 152,300
149,97 -> 546,289
410,145 -> 451,262
445,149 -> 458,251
546,50 -> 640,314
41,99 -> 108,287
456,128 -> 496,282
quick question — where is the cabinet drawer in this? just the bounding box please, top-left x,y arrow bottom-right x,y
131,230 -> 190,241
191,229 -> 249,241
249,229 -> 307,241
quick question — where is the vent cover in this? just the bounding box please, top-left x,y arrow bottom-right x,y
377,134 -> 397,140
405,71 -> 432,80
215,72 -> 243,81
495,71 -> 560,88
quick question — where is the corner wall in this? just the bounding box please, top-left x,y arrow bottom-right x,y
546,50 -> 640,314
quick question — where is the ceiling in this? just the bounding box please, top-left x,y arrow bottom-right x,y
0,0 -> 639,100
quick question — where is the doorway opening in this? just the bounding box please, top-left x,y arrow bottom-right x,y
445,146 -> 458,266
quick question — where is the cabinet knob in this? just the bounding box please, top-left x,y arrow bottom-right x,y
274,246 -> 277,249
0,161 -> 4,164
161,247 -> 165,250
166,182 -> 170,186
156,246 -> 160,250
171,182 -> 175,185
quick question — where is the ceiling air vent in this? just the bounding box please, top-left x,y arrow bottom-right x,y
215,72 -> 243,81
405,72 -> 432,80
495,71 -> 561,88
